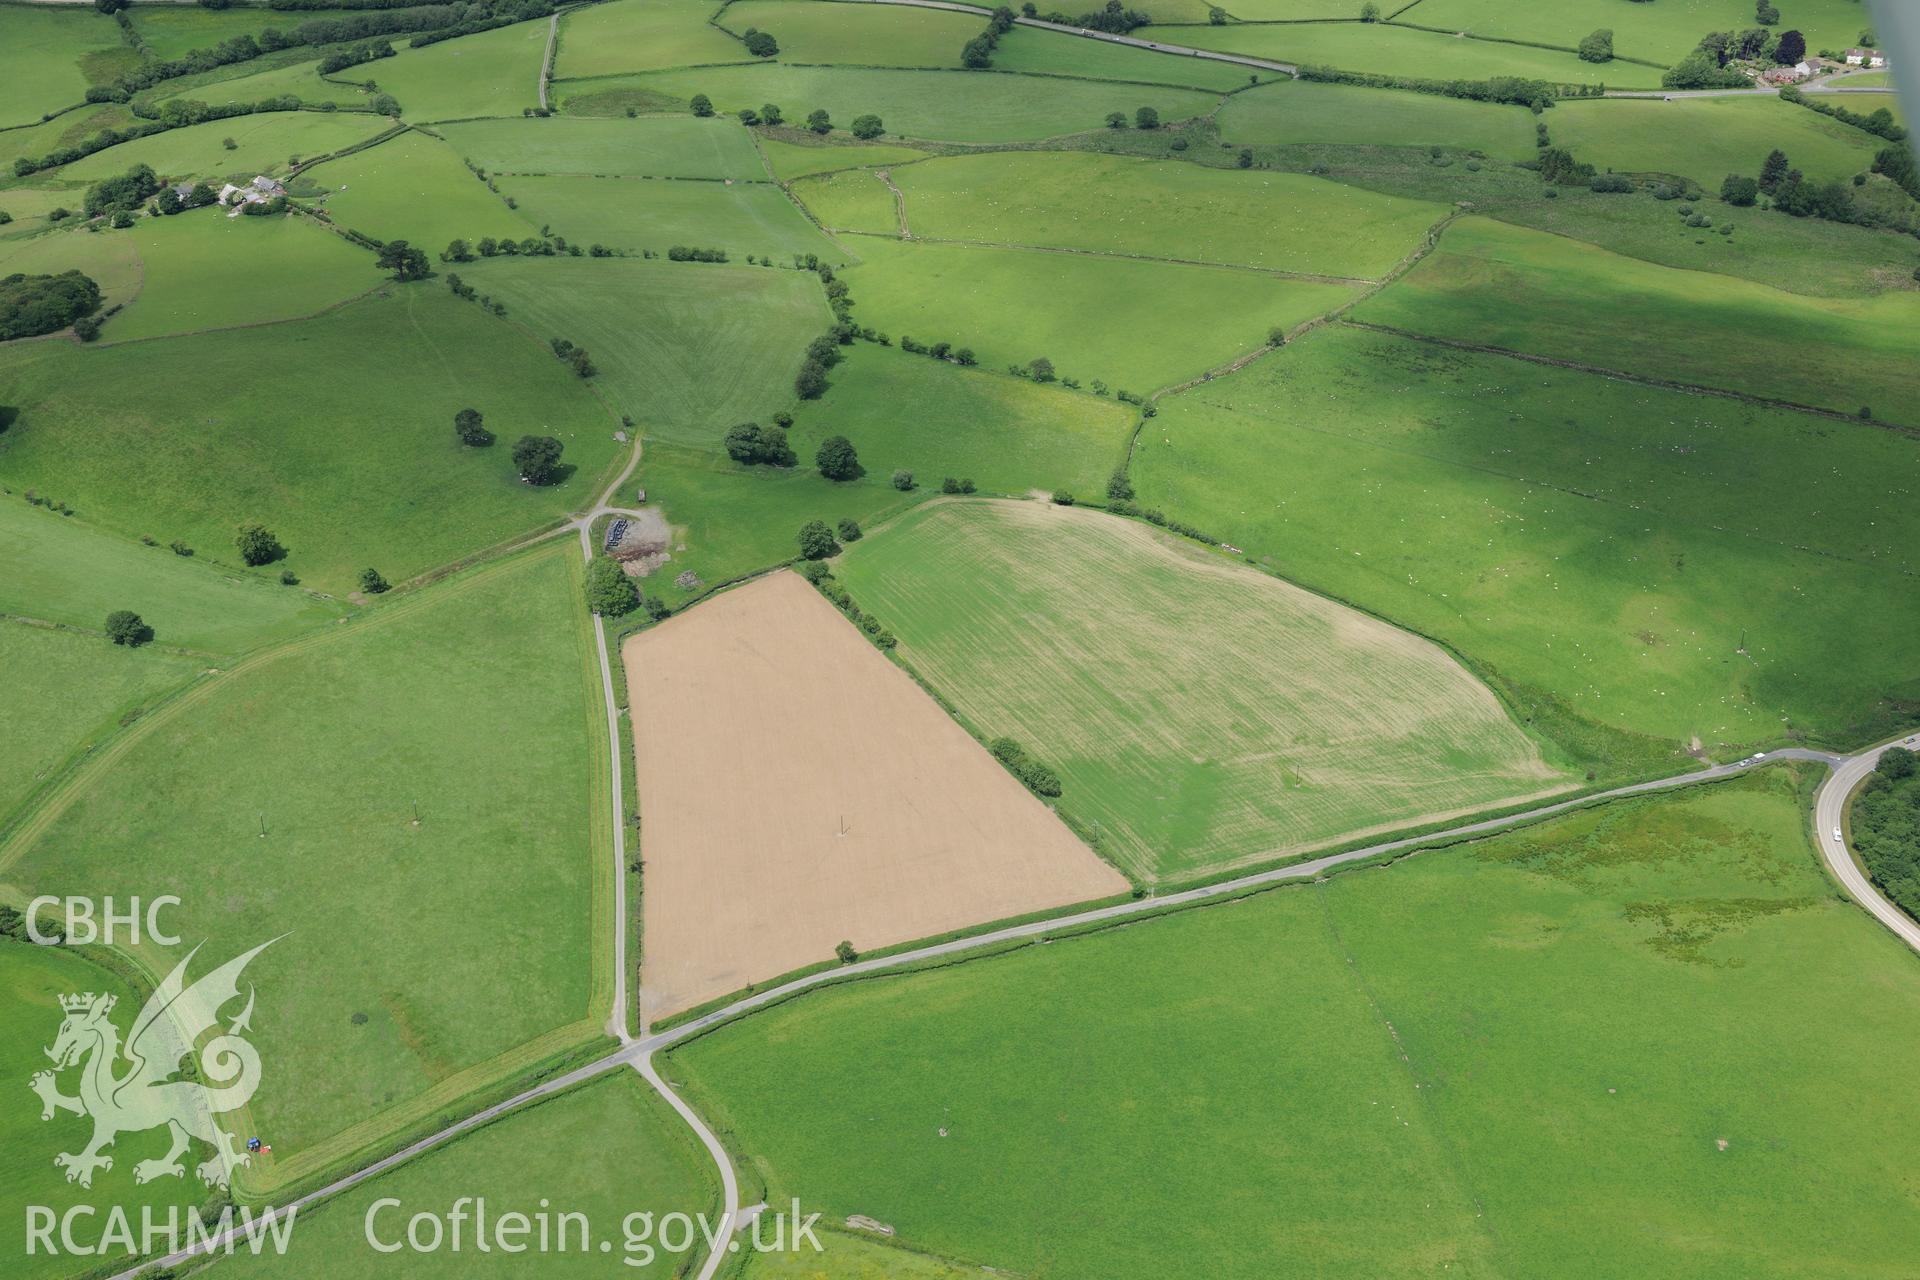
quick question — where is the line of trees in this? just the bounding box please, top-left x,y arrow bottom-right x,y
963,5 -> 1016,69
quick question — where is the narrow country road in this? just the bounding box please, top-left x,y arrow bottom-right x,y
114,732 -> 1919,1279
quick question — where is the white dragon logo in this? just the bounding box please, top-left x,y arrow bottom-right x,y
30,938 -> 278,1190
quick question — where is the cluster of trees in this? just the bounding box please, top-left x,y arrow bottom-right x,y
795,329 -> 845,399
1104,106 -> 1161,129
723,421 -> 797,467
1578,28 -> 1613,63
667,245 -> 729,262
318,38 -> 395,75
1712,146 -> 1867,223
454,407 -> 494,446
84,163 -> 161,218
989,738 -> 1062,797
897,336 -> 977,365
1535,147 -> 1596,187
1297,64 -> 1573,107
1064,0 -> 1150,34
1875,144 -> 1920,201
234,524 -> 286,566
512,435 -> 565,484
156,182 -> 219,215
549,337 -> 596,378
584,557 -> 669,620
0,271 -> 103,341
798,559 -> 898,648
1666,25 -> 1804,88
376,239 -> 431,280
1104,497 -> 1218,544
963,6 -> 1016,69
1854,748 -> 1920,922
740,26 -> 779,57
736,103 -> 783,125
940,476 -> 978,494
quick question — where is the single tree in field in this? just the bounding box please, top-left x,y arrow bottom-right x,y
359,567 -> 390,595
1105,111 -> 1127,129
234,523 -> 284,566
1135,105 -> 1159,129
807,108 -> 832,134
454,407 -> 494,446
512,435 -> 565,485
837,518 -> 863,542
1028,356 -> 1056,383
744,30 -> 778,57
1774,29 -> 1805,64
104,610 -> 152,647
762,103 -> 784,125
797,519 -> 839,560
891,469 -> 915,491
691,93 -> 714,117
1578,28 -> 1613,62
1106,469 -> 1134,501
1759,148 -> 1790,193
585,557 -> 639,616
1359,0 -> 1379,19
815,435 -> 862,481
376,239 -> 430,281
850,114 -> 884,139
738,106 -> 760,125
835,940 -> 858,964
1720,173 -> 1759,205
1237,147 -> 1253,168
1756,0 -> 1779,25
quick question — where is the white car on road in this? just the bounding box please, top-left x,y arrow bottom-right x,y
1834,827 -> 1845,842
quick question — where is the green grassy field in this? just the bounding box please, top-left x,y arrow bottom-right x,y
439,115 -> 765,179
57,111 -> 385,184
792,346 -> 1137,498
838,500 -> 1570,879
987,24 -> 1260,89
0,288 -> 620,595
0,943 -> 201,1280
841,235 -> 1360,392
0,548 -> 608,1181
888,150 -> 1446,278
1132,323 -> 1920,756
1217,77 -> 1535,155
305,128 -> 536,253
153,56 -> 362,112
552,0 -> 757,81
1356,215 -> 1920,418
105,209 -> 384,343
636,442 -> 923,604
0,493 -> 338,652
464,255 -> 830,447
606,64 -> 1225,143
1836,69 -> 1894,88
1163,18 -> 1647,86
0,5 -> 134,127
355,20 -> 547,122
671,768 -> 1920,1277
0,221 -> 144,312
1410,0 -> 1871,66
206,1073 -> 715,1277
744,1231 -> 992,1280
495,172 -> 846,261
0,101 -> 136,175
1552,96 -> 1893,189
719,0 -> 981,69
788,164 -> 898,232
0,621 -> 202,824
128,5 -> 284,60
759,133 -> 929,180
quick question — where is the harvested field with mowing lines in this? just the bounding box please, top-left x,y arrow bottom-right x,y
1217,78 -> 1535,155
496,172 -> 845,261
1550,96 -> 1896,190
58,112 -> 387,185
719,0 -> 981,69
304,129 -> 535,252
206,1072 -> 714,1278
1354,216 -> 1920,419
626,571 -> 1127,1019
552,0 -> 756,80
439,115 -> 765,179
614,65 -> 1225,143
0,494 -> 337,653
836,500 -> 1572,881
0,548 -> 609,1188
104,210 -> 383,344
1132,324 -> 1920,756
887,151 -> 1446,278
0,944 -> 200,1280
670,769 -> 1920,1278
465,256 -> 829,447
840,236 -> 1361,392
0,288 -> 619,595
791,344 -> 1136,498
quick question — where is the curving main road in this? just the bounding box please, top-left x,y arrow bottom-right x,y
1813,733 -> 1920,952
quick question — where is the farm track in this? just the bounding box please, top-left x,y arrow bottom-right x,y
837,228 -> 1372,283
875,167 -> 911,237
1342,318 -> 1920,437
107,731 -> 1920,1279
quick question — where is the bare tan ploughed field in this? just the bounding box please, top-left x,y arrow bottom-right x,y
625,570 -> 1128,1021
